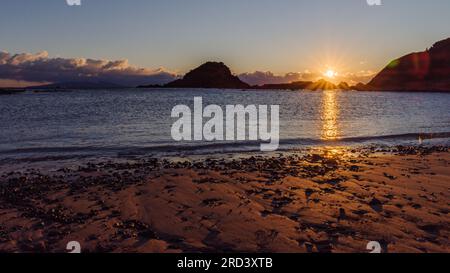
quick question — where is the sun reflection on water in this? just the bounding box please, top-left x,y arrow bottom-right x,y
321,90 -> 340,140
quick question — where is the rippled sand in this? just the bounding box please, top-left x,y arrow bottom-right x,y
0,146 -> 449,253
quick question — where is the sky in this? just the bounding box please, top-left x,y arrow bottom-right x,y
1,0 -> 450,87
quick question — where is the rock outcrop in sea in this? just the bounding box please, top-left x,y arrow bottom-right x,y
154,62 -> 251,89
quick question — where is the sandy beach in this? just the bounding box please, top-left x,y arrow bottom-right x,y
0,145 -> 448,253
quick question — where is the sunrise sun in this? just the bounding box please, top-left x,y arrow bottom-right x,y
324,69 -> 337,79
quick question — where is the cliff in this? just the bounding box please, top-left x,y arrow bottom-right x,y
368,38 -> 450,91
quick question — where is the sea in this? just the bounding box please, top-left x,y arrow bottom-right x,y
1,88 -> 449,160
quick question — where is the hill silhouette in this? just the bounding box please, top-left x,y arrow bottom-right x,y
367,38 -> 450,91
147,62 -> 250,89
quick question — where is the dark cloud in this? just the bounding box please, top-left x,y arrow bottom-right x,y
0,51 -> 178,87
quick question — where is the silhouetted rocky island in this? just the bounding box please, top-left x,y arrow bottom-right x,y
138,38 -> 450,92
138,62 -> 345,91
257,37 -> 450,92
139,62 -> 250,89
253,79 -> 340,91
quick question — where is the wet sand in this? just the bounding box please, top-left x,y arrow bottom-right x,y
0,145 -> 449,253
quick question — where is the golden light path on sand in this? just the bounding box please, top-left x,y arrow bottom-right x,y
321,90 -> 340,140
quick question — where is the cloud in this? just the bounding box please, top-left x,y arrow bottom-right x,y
339,70 -> 377,85
0,50 -> 179,87
238,71 -> 307,86
239,70 -> 376,86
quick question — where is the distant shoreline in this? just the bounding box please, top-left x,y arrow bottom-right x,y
4,87 -> 449,94
136,86 -> 450,93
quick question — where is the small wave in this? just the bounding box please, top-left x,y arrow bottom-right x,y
282,132 -> 450,145
0,132 -> 449,158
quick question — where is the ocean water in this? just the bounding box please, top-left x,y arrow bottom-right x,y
0,89 -> 449,159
